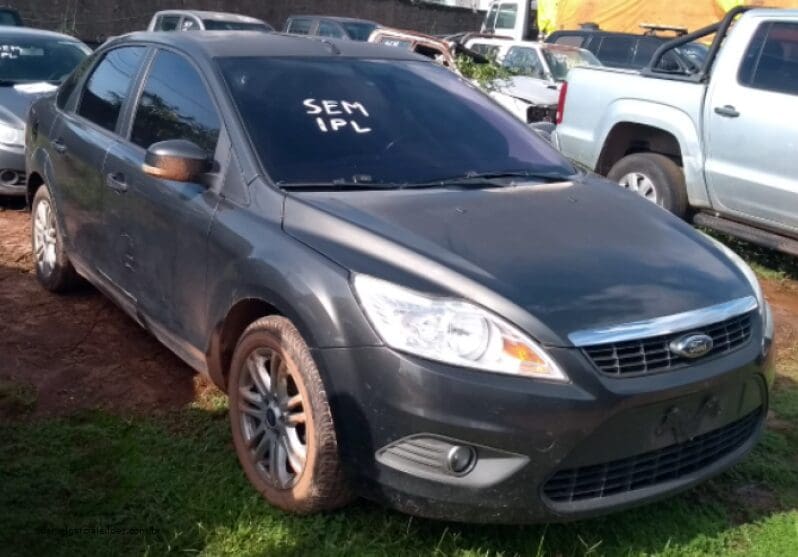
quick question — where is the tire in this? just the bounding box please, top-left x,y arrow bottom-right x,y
228,316 -> 352,514
30,186 -> 79,293
607,152 -> 689,218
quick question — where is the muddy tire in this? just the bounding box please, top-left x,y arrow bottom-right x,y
228,316 -> 352,513
607,152 -> 689,218
31,186 -> 79,293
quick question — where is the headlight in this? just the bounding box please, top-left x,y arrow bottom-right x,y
702,234 -> 764,312
0,120 -> 23,147
353,274 -> 568,381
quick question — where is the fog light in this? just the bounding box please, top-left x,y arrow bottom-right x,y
447,445 -> 476,475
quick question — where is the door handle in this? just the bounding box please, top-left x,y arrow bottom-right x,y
106,172 -> 128,192
714,105 -> 740,118
52,138 -> 67,154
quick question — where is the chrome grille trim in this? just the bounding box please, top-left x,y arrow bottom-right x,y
568,296 -> 758,347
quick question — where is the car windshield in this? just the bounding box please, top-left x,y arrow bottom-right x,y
542,47 -> 602,80
341,22 -> 377,41
0,34 -> 90,84
202,19 -> 271,31
219,57 -> 573,186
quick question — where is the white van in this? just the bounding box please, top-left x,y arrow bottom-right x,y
480,1 -> 538,41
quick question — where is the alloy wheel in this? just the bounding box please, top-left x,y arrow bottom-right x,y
618,172 -> 659,204
238,347 -> 308,489
33,198 -> 58,276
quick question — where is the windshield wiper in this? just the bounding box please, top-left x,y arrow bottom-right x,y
401,170 -> 574,189
278,181 -> 401,191
0,80 -> 18,87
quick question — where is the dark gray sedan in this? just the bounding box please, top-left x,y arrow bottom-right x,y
0,27 -> 89,195
25,31 -> 775,523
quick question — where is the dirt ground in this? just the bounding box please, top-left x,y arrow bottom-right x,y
1,201 -> 797,417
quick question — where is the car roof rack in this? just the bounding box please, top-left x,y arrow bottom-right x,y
640,23 -> 688,37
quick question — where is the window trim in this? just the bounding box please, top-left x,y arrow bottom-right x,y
120,45 -> 225,159
737,20 -> 798,96
72,44 -> 151,137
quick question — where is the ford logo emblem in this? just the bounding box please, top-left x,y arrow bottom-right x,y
670,334 -> 714,359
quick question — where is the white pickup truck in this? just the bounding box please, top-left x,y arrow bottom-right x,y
554,7 -> 798,256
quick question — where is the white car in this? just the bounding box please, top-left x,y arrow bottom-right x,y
147,10 -> 273,33
463,37 -> 601,123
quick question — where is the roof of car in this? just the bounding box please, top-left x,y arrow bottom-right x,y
113,31 -> 426,60
287,15 -> 377,25
153,10 -> 265,24
0,26 -> 84,41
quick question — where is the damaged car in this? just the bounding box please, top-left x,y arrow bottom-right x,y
464,37 -> 602,123
26,30 -> 774,523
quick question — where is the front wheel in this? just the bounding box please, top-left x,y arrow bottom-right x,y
228,316 -> 352,514
31,186 -> 79,293
607,152 -> 689,218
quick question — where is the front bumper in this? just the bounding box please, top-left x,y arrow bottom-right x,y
314,321 -> 775,523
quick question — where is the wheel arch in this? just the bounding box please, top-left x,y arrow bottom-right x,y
206,296 -> 284,391
594,100 -> 709,207
596,122 -> 682,176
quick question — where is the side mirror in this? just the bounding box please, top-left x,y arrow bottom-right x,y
142,139 -> 211,183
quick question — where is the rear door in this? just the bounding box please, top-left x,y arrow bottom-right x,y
48,46 -> 146,274
102,48 -> 223,348
704,20 -> 798,235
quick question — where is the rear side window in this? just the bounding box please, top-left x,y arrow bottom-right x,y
56,54 -> 95,110
181,18 -> 201,31
77,47 -> 145,132
596,36 -> 635,67
469,43 -> 501,59
318,21 -> 345,39
553,35 -> 586,48
155,15 -> 180,31
739,21 -> 798,96
130,50 -> 220,153
287,18 -> 312,35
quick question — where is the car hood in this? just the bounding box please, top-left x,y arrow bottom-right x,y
0,82 -> 58,128
283,176 -> 753,346
494,76 -> 559,106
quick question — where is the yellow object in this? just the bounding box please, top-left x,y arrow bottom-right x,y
538,0 -> 798,35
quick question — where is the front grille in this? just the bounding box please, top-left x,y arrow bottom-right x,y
584,312 -> 754,376
543,408 -> 761,503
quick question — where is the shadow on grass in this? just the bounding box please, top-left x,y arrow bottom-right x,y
1,373 -> 796,557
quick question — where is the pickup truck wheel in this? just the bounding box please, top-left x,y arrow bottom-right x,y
229,316 -> 352,514
30,186 -> 80,293
607,153 -> 688,218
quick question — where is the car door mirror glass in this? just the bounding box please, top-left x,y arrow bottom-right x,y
143,139 -> 211,183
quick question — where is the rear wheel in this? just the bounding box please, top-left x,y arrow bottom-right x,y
607,152 -> 688,218
31,186 -> 79,293
228,316 -> 351,513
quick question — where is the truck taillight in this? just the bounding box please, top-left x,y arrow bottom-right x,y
556,81 -> 568,125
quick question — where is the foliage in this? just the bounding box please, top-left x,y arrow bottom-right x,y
455,55 -> 513,92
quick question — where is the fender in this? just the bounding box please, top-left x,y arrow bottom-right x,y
595,99 -> 710,207
202,209 -> 382,388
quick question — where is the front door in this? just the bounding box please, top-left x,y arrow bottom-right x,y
704,20 -> 798,236
102,48 -> 223,349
